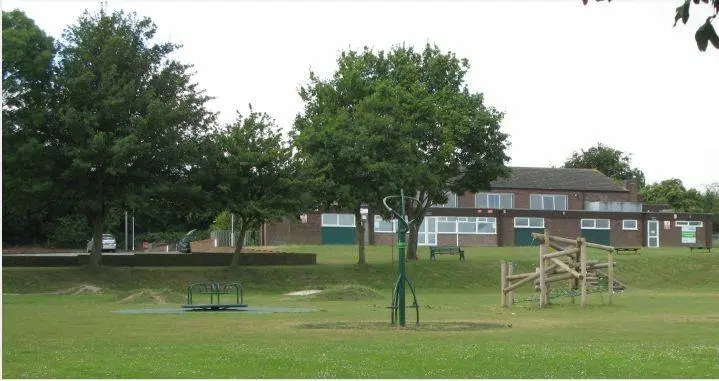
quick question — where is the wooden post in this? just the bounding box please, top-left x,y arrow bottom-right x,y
539,231 -> 548,307
608,250 -> 614,306
508,262 -> 516,305
500,260 -> 508,308
580,237 -> 588,308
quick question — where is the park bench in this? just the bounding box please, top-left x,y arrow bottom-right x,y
429,246 -> 465,261
614,247 -> 640,254
689,246 -> 712,253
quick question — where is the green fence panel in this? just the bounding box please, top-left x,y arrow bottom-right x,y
514,228 -> 545,246
580,229 -> 611,245
321,226 -> 356,245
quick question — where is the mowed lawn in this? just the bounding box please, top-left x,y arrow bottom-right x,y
3,245 -> 719,378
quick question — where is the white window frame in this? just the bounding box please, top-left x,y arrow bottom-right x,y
373,215 -> 396,233
435,216 -> 497,235
530,194 -> 568,211
514,217 -> 545,228
475,193 -> 514,209
581,218 -> 610,230
622,219 -> 638,231
434,192 -> 459,208
321,213 -> 356,227
675,220 -> 703,228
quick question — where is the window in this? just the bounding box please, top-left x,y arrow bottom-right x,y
622,220 -> 638,230
530,194 -> 568,210
435,216 -> 497,234
434,192 -> 458,208
514,217 -> 545,228
436,217 -> 457,233
321,213 -> 355,227
475,193 -> 514,209
675,221 -> 703,228
374,216 -> 395,233
580,219 -> 610,230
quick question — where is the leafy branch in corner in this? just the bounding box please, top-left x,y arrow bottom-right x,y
583,0 -> 719,52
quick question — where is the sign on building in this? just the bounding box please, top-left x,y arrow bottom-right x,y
681,226 -> 696,244
664,221 -> 671,230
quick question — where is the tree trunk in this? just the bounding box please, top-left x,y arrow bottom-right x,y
406,223 -> 420,260
89,215 -> 103,271
230,220 -> 248,268
356,210 -> 366,265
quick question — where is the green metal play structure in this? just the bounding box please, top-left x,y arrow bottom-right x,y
383,189 -> 421,327
182,282 -> 247,311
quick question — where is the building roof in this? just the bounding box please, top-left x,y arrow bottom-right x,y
490,167 -> 628,192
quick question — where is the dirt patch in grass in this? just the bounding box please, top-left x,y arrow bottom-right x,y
56,284 -> 103,295
296,321 -> 510,331
309,284 -> 382,301
116,289 -> 183,304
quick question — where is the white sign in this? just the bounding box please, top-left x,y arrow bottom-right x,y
681,226 -> 696,244
663,221 -> 671,230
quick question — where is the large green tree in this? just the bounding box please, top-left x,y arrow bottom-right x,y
563,143 -> 645,188
295,44 -> 510,261
583,0 -> 719,52
2,10 -> 60,246
207,108 -> 310,267
50,7 -> 214,269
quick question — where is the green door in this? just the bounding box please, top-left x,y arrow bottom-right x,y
321,227 -> 356,245
580,229 -> 610,245
514,228 -> 545,246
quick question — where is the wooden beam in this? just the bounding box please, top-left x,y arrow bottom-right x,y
539,233 -> 548,308
500,261 -> 508,308
586,241 -> 615,252
579,237 -> 588,308
549,242 -> 569,251
506,272 -> 536,281
548,235 -> 579,246
608,251 -> 614,306
543,247 -> 579,260
508,262 -> 516,305
504,269 -> 540,292
550,257 -> 581,279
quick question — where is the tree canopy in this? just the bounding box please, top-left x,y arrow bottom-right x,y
563,143 -> 645,188
294,44 -> 510,261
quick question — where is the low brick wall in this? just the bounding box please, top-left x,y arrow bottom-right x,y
2,252 -> 317,267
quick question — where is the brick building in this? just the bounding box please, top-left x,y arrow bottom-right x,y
261,167 -> 713,248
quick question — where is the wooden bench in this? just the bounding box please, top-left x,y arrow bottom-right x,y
689,246 -> 712,253
615,247 -> 640,254
429,246 -> 465,261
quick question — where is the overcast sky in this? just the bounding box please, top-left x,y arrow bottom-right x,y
4,0 -> 718,190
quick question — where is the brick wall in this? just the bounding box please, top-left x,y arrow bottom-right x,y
264,214 -> 322,245
611,218 -> 643,247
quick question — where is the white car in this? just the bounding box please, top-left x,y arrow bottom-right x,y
87,234 -> 117,252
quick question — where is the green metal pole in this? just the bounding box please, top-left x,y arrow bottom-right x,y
398,189 -> 407,327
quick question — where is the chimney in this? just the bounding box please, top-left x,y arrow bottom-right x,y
624,179 -> 639,202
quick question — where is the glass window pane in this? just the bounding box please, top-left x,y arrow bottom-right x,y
488,194 -> 500,209
458,222 -> 476,233
623,220 -> 637,230
338,214 -> 355,226
437,221 -> 456,233
581,219 -> 595,229
556,196 -> 567,210
476,193 -> 488,208
514,217 -> 528,227
501,194 -> 513,209
477,222 -> 496,234
426,217 -> 436,233
428,234 -> 437,245
529,218 -> 544,228
322,214 -> 337,226
689,221 -> 702,226
418,233 -> 426,245
543,195 -> 555,211
596,219 -> 610,229
529,195 -> 542,209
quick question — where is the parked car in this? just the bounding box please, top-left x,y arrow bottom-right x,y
87,234 -> 117,253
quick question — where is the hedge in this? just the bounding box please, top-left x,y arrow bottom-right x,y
2,252 -> 316,267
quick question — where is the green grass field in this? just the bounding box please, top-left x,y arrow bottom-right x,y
3,245 -> 719,378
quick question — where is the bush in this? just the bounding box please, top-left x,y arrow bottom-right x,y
49,214 -> 90,249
